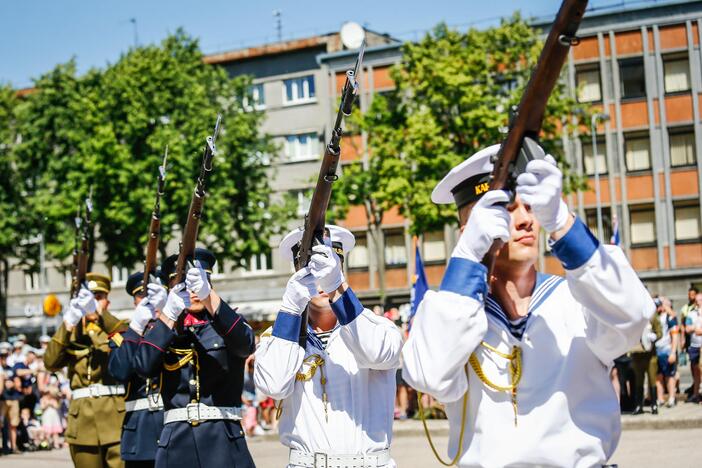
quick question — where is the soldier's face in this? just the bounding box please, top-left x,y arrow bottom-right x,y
308,293 -> 337,330
495,195 -> 540,268
188,292 -> 205,313
87,292 -> 109,321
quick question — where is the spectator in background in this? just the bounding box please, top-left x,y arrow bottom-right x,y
38,336 -> 50,353
40,387 -> 63,449
1,360 -> 22,453
630,313 -> 662,414
7,340 -> 25,368
655,296 -> 679,407
686,293 -> 702,403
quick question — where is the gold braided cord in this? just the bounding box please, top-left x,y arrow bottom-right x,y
164,347 -> 200,402
278,354 -> 330,422
469,342 -> 522,426
417,363 -> 469,467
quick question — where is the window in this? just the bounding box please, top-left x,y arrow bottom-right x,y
384,231 -> 407,266
111,266 -> 129,286
664,57 -> 690,93
674,205 -> 701,242
670,130 -> 696,167
284,133 -> 319,162
246,251 -> 273,272
24,271 -> 39,292
629,208 -> 656,245
348,235 -> 369,269
244,83 -> 265,110
576,68 -> 602,103
625,134 -> 651,171
423,231 -> 446,262
585,209 -> 612,242
581,138 -> 607,175
619,58 -> 646,99
283,75 -> 315,104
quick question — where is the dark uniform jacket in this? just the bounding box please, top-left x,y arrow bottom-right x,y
134,300 -> 256,468
108,326 -> 164,461
44,310 -> 128,446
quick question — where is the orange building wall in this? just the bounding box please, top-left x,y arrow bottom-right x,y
340,134 -> 363,162
670,170 -> 699,197
615,30 -> 643,56
630,247 -> 659,271
659,24 -> 688,50
348,270 -> 371,290
626,174 -> 655,202
676,243 -> 702,268
665,94 -> 694,124
425,264 -> 445,287
620,100 -> 649,129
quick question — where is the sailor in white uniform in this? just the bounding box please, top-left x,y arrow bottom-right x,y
402,144 -> 654,468
255,225 -> 403,468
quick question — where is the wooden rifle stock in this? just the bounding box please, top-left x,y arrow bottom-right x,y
174,116 -> 221,330
482,0 -> 588,278
294,43 -> 365,346
140,148 -> 168,297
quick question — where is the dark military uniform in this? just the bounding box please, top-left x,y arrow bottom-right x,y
44,274 -> 128,468
134,251 -> 256,468
108,272 -> 164,468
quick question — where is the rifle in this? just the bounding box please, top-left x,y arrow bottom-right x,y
173,116 -> 221,330
482,0 -> 588,276
71,190 -> 93,299
293,42 -> 365,346
139,147 -> 169,297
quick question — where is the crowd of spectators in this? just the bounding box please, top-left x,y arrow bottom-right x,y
613,286 -> 702,414
0,334 -> 68,455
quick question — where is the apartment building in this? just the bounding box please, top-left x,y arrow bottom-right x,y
8,2 -> 702,336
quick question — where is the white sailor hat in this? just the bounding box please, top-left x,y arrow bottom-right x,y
0,342 -> 10,354
431,144 -> 501,208
279,225 -> 356,263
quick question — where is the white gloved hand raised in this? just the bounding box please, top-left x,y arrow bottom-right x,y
74,286 -> 98,315
130,299 -> 156,335
309,244 -> 344,294
162,283 -> 191,321
185,261 -> 211,301
280,267 -> 318,316
146,282 -> 168,311
63,298 -> 86,327
452,190 -> 511,263
516,155 -> 570,233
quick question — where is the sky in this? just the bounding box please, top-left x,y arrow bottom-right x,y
0,0 -> 661,88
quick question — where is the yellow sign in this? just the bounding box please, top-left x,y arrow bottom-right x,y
43,294 -> 62,317
474,182 -> 490,195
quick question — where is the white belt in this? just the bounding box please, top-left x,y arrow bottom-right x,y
125,395 -> 164,412
163,403 -> 243,425
72,384 -> 125,400
289,449 -> 391,468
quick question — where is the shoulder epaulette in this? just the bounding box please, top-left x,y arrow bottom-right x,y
109,332 -> 124,347
261,326 -> 273,338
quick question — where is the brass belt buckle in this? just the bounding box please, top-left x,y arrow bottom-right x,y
185,403 -> 201,426
147,395 -> 161,412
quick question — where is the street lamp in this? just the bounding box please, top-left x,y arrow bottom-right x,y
590,113 -> 610,242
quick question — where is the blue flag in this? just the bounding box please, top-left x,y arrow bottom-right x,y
610,214 -> 620,246
409,245 -> 429,327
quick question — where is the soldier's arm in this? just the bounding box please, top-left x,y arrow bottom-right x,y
135,319 -> 175,378
330,286 -> 403,370
108,328 -> 141,382
208,293 -> 255,358
101,309 -> 129,335
43,323 -> 72,371
550,218 -> 655,365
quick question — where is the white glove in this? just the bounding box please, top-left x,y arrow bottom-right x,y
146,282 -> 168,311
162,283 -> 191,321
185,261 -> 211,301
516,155 -> 570,233
130,299 -> 156,335
309,244 -> 344,293
63,299 -> 85,327
280,267 -> 318,316
452,190 -> 511,263
647,332 -> 658,342
75,286 -> 98,314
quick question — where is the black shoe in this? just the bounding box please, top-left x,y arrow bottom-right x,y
652,404 -> 658,415
632,406 -> 645,415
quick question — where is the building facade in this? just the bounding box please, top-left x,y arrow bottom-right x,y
7,1 -> 702,337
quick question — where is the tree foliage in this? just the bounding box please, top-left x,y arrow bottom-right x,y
333,15 -> 590,235
12,30 -> 284,273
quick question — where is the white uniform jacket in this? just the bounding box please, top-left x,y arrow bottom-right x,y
402,218 -> 655,468
255,287 -> 403,466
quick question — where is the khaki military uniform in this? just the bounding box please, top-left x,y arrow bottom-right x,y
44,310 -> 128,468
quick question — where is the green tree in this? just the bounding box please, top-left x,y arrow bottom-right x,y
332,15 -> 590,302
14,31 -> 286,277
0,85 -> 21,336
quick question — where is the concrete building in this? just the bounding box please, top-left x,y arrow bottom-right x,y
8,1 -> 702,337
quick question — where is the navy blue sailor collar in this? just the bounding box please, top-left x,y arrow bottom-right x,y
306,323 -> 341,351
484,272 -> 565,340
